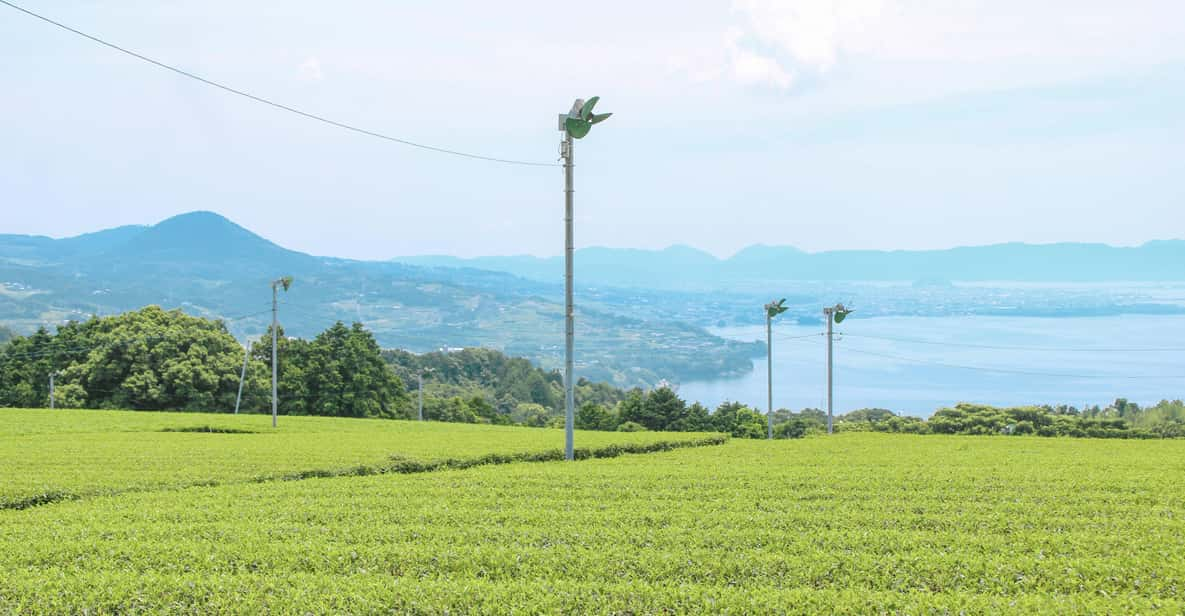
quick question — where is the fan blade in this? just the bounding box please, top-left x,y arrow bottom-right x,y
564,117 -> 591,139
580,96 -> 600,121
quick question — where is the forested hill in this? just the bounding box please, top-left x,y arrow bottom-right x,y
395,240 -> 1185,290
0,212 -> 758,387
3,306 -> 1181,439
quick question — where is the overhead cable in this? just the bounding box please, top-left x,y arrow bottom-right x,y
0,0 -> 558,167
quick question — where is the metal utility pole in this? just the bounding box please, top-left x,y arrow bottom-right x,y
766,313 -> 773,439
558,96 -> 611,461
562,129 -> 575,460
825,307 -> 834,434
822,303 -> 852,435
270,276 -> 293,428
49,371 -> 55,409
417,369 -> 425,421
272,286 -> 278,427
764,299 -> 788,439
234,341 -> 249,415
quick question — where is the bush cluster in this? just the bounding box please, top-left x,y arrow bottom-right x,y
834,400 -> 1185,439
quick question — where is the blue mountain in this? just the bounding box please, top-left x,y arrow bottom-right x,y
395,239 -> 1185,289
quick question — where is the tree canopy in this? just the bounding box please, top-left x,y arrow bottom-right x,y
0,306 -> 257,411
255,322 -> 409,419
3,307 -> 1183,441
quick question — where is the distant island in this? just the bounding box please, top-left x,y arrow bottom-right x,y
394,240 -> 1185,291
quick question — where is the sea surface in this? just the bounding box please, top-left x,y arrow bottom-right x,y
676,315 -> 1185,417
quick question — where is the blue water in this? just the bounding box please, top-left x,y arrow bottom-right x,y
677,315 -> 1185,417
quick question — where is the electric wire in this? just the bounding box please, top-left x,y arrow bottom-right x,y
0,334 -> 172,360
214,307 -> 274,322
773,332 -> 826,342
0,0 -> 558,168
0,305 -> 275,360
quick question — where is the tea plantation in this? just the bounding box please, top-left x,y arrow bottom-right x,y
0,408 -> 718,509
2,409 -> 1183,613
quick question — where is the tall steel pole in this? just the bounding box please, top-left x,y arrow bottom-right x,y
417,370 -> 424,421
556,95 -> 610,459
234,341 -> 249,415
766,313 -> 774,439
562,132 -> 576,461
825,307 -> 834,435
49,371 -> 55,410
271,284 -> 278,428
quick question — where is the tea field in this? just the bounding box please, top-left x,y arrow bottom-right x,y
0,408 -> 719,509
2,411 -> 1184,613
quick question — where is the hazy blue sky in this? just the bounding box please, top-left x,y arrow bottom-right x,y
2,1 -> 1183,259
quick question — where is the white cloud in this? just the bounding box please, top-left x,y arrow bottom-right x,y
726,27 -> 795,89
726,0 -> 884,90
715,0 -> 1185,96
297,57 -> 324,81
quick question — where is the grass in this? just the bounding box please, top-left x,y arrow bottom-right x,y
1,431 -> 1183,612
0,408 -> 721,509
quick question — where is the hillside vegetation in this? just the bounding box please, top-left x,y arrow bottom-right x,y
0,306 -> 800,437
2,434 -> 1182,612
819,401 -> 1185,439
3,305 -> 1184,442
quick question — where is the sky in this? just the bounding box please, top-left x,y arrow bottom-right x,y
2,0 -> 1183,259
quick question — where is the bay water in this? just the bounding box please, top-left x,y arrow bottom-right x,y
677,315 -> 1185,417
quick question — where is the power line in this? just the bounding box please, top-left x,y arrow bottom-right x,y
0,0 -> 558,168
838,332 -> 1185,353
226,309 -> 275,322
0,309 -> 276,359
0,333 -> 173,360
841,345 -> 1185,380
773,332 -> 825,342
211,307 -> 274,322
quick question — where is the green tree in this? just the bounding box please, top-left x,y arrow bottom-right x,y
712,401 -> 766,438
774,418 -> 812,439
0,306 -> 265,411
616,421 -> 647,432
576,402 -> 618,431
511,403 -> 553,427
256,322 -> 410,419
840,408 -> 897,424
668,402 -> 711,432
618,387 -> 690,431
616,389 -> 649,429
425,396 -> 477,423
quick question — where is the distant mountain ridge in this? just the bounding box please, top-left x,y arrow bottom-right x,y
0,212 -> 309,267
394,239 -> 1185,289
0,211 -> 760,387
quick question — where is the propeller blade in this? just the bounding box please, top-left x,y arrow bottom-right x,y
564,117 -> 591,139
580,96 -> 600,121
